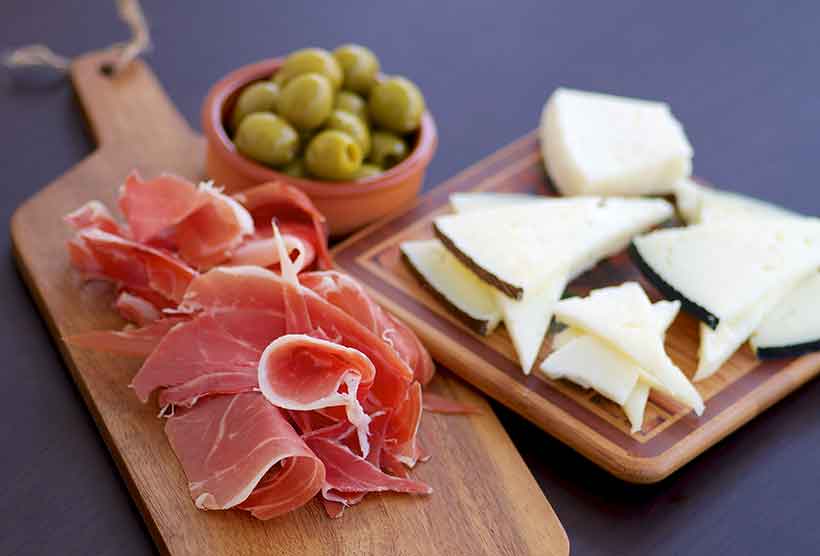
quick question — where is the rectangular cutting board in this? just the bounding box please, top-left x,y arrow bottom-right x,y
333,130 -> 820,483
9,52 -> 568,556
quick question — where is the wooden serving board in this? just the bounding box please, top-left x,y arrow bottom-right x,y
333,131 -> 820,483
10,52 -> 568,556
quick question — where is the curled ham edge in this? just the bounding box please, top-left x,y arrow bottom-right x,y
257,225 -> 375,457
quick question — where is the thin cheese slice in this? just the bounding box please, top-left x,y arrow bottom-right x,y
675,178 -> 801,225
624,381 -> 651,433
540,88 -> 693,197
495,276 -> 566,374
541,334 -> 640,406
554,283 -> 704,415
696,275 -> 804,380
434,196 -> 673,299
400,240 -> 501,335
633,220 -> 820,325
752,273 -> 820,356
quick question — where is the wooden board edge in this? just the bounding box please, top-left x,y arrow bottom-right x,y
9,230 -> 174,555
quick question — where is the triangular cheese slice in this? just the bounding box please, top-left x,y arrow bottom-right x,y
553,283 -> 704,415
633,220 -> 820,326
675,178 -> 801,225
623,382 -> 651,433
400,240 -> 501,335
752,272 -> 820,357
449,192 -> 537,213
435,196 -> 673,299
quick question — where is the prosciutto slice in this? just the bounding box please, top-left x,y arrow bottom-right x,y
301,271 -> 435,385
384,381 -> 424,467
119,171 -> 210,243
259,334 -> 375,456
67,316 -> 187,358
174,182 -> 254,270
180,266 -> 414,408
422,392 -> 481,415
165,392 -> 324,518
305,436 -> 431,501
130,309 -> 286,408
69,228 -> 196,303
64,200 -> 123,235
233,182 -> 332,270
115,290 -> 161,325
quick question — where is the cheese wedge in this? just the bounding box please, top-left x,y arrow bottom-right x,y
541,334 -> 640,405
752,273 -> 820,358
624,382 -> 651,433
553,283 -> 704,415
632,220 -> 820,329
435,196 -> 673,299
675,178 -> 800,225
400,240 -> 501,335
540,88 -> 693,197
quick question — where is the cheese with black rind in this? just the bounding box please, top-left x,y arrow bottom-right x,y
540,88 -> 693,197
752,273 -> 820,359
434,196 -> 674,300
400,240 -> 501,335
631,221 -> 820,330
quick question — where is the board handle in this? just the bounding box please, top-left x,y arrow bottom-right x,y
70,50 -> 193,147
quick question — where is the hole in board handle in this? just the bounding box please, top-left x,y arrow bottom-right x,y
99,62 -> 115,77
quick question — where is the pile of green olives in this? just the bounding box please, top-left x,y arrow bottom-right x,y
229,45 -> 426,182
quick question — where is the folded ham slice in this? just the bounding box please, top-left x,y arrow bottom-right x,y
115,290 -> 161,325
165,392 -> 324,518
300,271 -> 435,385
69,228 -> 196,303
233,182 -> 332,270
259,334 -> 375,456
64,200 -> 124,236
67,316 -> 187,358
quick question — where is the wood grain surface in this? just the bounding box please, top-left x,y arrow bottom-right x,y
333,131 -> 820,484
9,51 -> 568,556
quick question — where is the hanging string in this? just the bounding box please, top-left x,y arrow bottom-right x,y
2,0 -> 151,75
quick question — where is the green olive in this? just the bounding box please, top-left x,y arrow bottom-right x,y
368,76 -> 425,134
333,44 -> 380,95
282,158 -> 308,178
335,91 -> 369,123
234,113 -> 299,167
276,73 -> 334,130
353,163 -> 382,180
368,131 -> 409,168
305,130 -> 363,180
325,109 -> 371,156
275,48 -> 343,90
230,81 -> 279,131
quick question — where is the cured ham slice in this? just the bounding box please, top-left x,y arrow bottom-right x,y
174,182 -> 254,270
384,381 -> 424,467
130,309 -> 286,408
180,266 -> 414,408
115,290 -> 161,325
228,225 -> 317,273
259,334 -> 375,455
70,228 -> 196,303
165,392 -> 324,518
64,200 -> 123,235
300,271 -> 435,385
119,172 -> 210,243
233,182 -> 332,270
305,436 -> 431,504
67,316 -> 187,358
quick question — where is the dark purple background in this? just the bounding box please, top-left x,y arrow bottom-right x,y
2,1 -> 819,554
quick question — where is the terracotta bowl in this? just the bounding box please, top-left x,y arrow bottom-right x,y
202,58 -> 438,236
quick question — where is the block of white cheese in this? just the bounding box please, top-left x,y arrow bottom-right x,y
400,239 -> 502,335
540,88 -> 693,197
552,282 -> 703,415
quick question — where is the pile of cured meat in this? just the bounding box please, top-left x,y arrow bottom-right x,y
64,173 -> 464,519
